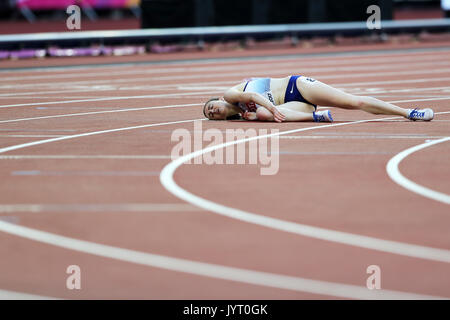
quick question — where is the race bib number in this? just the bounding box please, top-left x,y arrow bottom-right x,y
301,77 -> 317,84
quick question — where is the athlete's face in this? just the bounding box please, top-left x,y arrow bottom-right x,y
205,100 -> 228,120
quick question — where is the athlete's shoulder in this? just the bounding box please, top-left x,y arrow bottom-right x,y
230,81 -> 247,92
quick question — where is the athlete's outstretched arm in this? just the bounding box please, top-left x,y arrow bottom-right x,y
241,101 -> 318,122
253,102 -> 316,122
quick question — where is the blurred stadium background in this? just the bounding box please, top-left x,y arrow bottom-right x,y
0,0 -> 449,59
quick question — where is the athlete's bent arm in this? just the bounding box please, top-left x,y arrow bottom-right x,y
224,88 -> 286,122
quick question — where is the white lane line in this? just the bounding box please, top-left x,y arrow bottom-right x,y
11,170 -> 160,176
70,66 -> 450,89
386,137 -> 450,205
160,113 -> 450,264
368,119 -> 450,122
0,114 -> 447,298
0,103 -> 202,124
0,203 -> 202,213
371,95 -> 450,99
0,91 -> 220,109
1,75 -> 448,104
0,155 -> 171,160
337,77 -> 450,88
0,220 -> 443,299
0,96 -> 123,100
0,90 -> 445,102
2,50 -> 450,83
0,95 -> 441,126
0,135 -> 65,138
323,67 -> 450,79
1,76 -> 449,114
347,86 -> 450,95
74,61 -> 450,85
0,289 -> 57,300
388,97 -> 450,104
2,57 -> 450,97
279,135 -> 447,140
2,62 -> 450,94
271,151 -> 393,155
0,100 -> 449,153
0,118 -> 205,154
0,129 -> 76,132
0,87 -> 114,98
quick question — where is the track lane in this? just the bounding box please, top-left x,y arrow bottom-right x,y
0,45 -> 449,299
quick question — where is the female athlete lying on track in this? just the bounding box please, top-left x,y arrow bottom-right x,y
202,75 -> 434,122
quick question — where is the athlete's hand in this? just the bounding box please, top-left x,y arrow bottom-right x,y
271,107 -> 286,123
243,111 -> 257,121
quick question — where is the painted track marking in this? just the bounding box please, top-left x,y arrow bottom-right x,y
6,57 -> 448,87
0,220 -> 442,299
386,137 -> 450,205
0,203 -> 201,213
2,49 -> 449,82
0,115 -> 448,298
0,95 -> 449,125
160,113 -> 450,264
0,289 -> 56,300
0,48 -> 450,298
0,155 -> 172,159
2,64 -> 450,98
0,103 -> 202,124
2,75 -> 450,109
0,118 -> 205,154
0,91 -> 220,109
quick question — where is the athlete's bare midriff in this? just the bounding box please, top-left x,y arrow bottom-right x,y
232,76 -> 291,105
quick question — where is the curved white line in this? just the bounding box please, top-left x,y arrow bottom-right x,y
0,289 -> 57,300
160,116 -> 450,263
386,137 -> 450,204
0,115 -> 447,299
0,220 -> 442,299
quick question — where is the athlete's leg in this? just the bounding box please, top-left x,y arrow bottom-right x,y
256,102 -> 315,122
297,77 -> 409,117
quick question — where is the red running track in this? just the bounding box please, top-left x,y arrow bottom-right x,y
0,40 -> 449,299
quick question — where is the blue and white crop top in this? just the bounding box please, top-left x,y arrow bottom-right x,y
237,78 -> 275,113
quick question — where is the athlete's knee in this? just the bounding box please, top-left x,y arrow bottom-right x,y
353,96 -> 384,114
256,107 -> 273,121
351,96 -> 367,109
